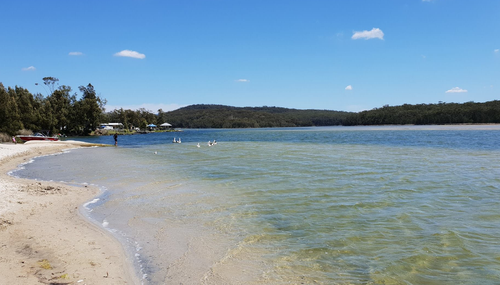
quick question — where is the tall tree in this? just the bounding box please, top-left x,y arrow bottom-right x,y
78,83 -> 106,134
42,77 -> 59,94
49,85 -> 76,133
15,86 -> 38,131
0,85 -> 22,135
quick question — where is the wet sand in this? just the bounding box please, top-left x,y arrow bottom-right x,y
0,141 -> 139,285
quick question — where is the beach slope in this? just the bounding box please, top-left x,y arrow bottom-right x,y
0,141 -> 138,285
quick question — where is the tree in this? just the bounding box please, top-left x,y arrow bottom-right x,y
78,83 -> 106,134
0,86 -> 22,135
157,109 -> 165,125
42,77 -> 59,94
15,86 -> 38,131
48,85 -> 76,133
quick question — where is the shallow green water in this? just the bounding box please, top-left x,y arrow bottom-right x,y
16,127 -> 500,284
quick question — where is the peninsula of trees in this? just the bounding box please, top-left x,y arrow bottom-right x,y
1,79 -> 500,137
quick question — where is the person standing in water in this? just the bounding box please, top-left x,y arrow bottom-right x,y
114,133 -> 118,146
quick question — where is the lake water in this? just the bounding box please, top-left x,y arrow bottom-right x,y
13,126 -> 500,284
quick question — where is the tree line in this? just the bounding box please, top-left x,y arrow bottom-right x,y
0,77 -> 105,136
161,104 -> 350,128
343,101 -> 500,125
2,78 -> 500,137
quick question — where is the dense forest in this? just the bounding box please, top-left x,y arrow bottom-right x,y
343,101 -> 500,125
161,105 -> 350,128
2,78 -> 500,139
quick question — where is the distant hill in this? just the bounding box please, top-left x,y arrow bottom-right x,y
161,104 -> 351,128
343,100 -> 500,126
160,100 -> 500,128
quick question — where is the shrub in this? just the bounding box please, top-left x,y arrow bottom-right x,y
16,129 -> 33,135
0,133 -> 11,142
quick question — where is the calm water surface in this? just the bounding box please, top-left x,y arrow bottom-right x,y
15,126 -> 500,284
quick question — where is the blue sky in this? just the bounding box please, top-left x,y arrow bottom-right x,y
1,0 -> 499,112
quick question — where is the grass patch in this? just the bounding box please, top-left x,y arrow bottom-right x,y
38,259 -> 52,269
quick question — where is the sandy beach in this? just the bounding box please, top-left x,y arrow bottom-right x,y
0,141 -> 139,285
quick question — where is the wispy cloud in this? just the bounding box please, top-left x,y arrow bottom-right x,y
352,28 -> 384,40
445,87 -> 467,93
114,50 -> 146,59
22,66 -> 36,71
235,79 -> 250,82
105,103 -> 184,113
495,49 -> 499,53
346,105 -> 369,112
345,85 -> 353,90
69,51 -> 83,56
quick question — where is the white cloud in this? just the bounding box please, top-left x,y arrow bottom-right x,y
495,49 -> 499,53
69,51 -> 83,56
346,105 -> 369,112
445,87 -> 468,93
352,28 -> 384,40
114,50 -> 146,59
235,79 -> 249,82
345,85 -> 353,90
22,66 -> 36,71
105,103 -> 184,113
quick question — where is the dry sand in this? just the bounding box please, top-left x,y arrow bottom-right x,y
0,141 -> 139,285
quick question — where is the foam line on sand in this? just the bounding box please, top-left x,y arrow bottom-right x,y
0,141 -> 139,284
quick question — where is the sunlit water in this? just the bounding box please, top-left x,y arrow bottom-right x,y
13,126 -> 500,284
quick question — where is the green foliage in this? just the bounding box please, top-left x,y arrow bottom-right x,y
42,77 -> 59,94
162,104 -> 350,128
0,85 -> 22,135
0,79 -> 106,136
2,78 -> 500,136
343,101 -> 500,126
78,84 -> 106,135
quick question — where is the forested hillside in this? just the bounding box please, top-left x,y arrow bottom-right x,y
160,105 -> 350,128
343,101 -> 500,125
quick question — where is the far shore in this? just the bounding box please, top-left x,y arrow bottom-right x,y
330,124 -> 500,131
0,141 -> 139,285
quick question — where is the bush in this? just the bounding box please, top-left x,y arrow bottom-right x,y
16,129 -> 33,135
0,133 -> 12,142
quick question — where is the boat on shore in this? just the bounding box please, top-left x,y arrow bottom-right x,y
17,132 -> 59,142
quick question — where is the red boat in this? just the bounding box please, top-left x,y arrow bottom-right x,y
17,132 -> 59,142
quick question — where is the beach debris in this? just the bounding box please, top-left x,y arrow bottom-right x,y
21,183 -> 64,195
0,218 -> 13,229
104,271 -> 109,278
38,259 -> 52,270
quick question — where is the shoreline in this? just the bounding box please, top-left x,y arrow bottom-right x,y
0,141 -> 139,284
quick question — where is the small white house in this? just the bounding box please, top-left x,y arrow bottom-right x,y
160,122 -> 172,129
100,123 -> 124,130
